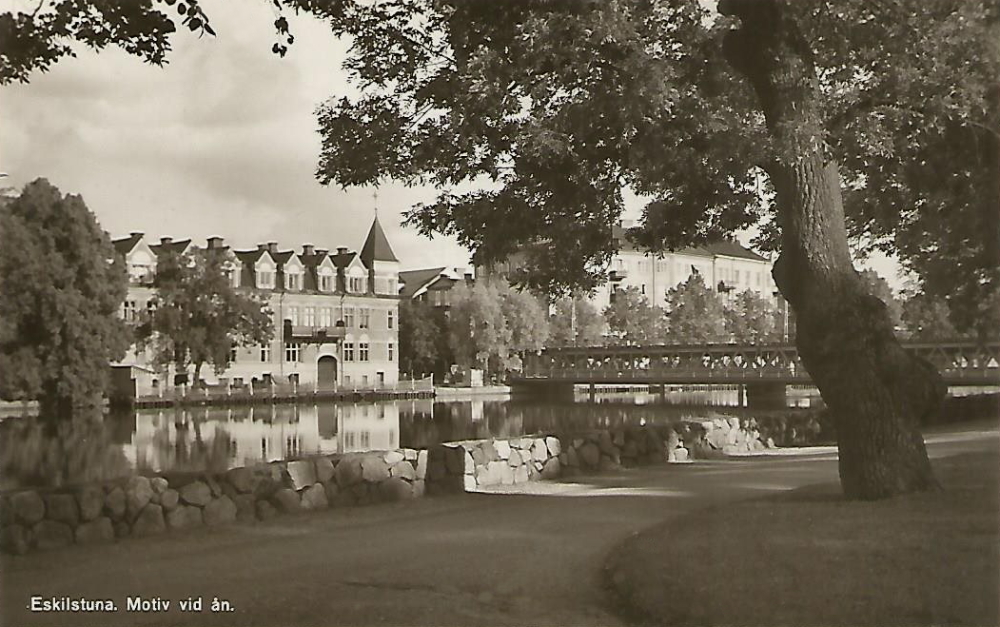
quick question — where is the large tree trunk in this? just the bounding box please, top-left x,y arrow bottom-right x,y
720,0 -> 944,499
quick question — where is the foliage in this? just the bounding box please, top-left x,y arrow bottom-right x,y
398,298 -> 445,376
603,286 -> 663,345
136,247 -> 273,382
858,270 -> 903,330
499,284 -> 549,355
549,296 -> 605,347
900,295 -> 960,340
0,179 -> 129,414
447,280 -> 509,376
663,274 -> 728,343
724,289 -> 777,343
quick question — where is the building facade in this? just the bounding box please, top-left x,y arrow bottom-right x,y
112,218 -> 400,390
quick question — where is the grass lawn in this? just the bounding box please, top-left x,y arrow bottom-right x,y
605,449 -> 1000,626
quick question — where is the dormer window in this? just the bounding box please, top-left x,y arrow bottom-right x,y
257,270 -> 275,289
349,276 -> 365,293
285,271 -> 301,291
319,271 -> 334,292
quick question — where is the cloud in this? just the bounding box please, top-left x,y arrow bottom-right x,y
0,0 -> 470,271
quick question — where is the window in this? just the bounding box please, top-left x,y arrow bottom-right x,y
359,308 -> 370,329
344,342 -> 355,362
285,271 -> 301,291
257,270 -> 274,289
320,274 -> 333,292
122,300 -> 137,322
287,306 -> 299,326
285,343 -> 301,363
303,307 -> 315,327
387,309 -> 394,329
260,344 -> 271,362
320,307 -> 332,327
359,342 -> 370,362
344,307 -> 355,328
388,342 -> 394,362
349,276 -> 364,293
229,346 -> 238,364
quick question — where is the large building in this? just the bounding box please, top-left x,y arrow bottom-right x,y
112,218 -> 400,390
593,221 -> 780,311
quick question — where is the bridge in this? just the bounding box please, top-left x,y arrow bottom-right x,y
512,340 -> 1000,407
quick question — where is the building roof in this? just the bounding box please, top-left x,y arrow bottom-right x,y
399,267 -> 449,299
360,217 -> 399,264
613,225 -> 767,262
270,250 -> 299,267
330,251 -> 358,269
234,248 -> 271,265
149,239 -> 192,256
112,232 -> 143,256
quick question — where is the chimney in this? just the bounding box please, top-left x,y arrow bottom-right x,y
207,236 -> 224,249
257,243 -> 267,251
315,249 -> 329,257
130,231 -> 144,238
464,272 -> 474,283
160,237 -> 173,246
302,244 -> 315,256
267,242 -> 278,254
336,247 -> 349,255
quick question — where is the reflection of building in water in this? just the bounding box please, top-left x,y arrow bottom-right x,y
128,405 -> 325,473
338,403 -> 399,453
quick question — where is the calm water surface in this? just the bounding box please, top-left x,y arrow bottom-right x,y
0,387 -> 824,490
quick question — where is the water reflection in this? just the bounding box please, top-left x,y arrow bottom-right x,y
0,389 -> 826,489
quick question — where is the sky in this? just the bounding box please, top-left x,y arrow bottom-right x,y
0,1 -> 903,287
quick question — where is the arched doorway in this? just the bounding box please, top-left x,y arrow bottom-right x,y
317,355 -> 338,388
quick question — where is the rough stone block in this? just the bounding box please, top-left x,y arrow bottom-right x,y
301,484 -> 328,510
160,489 -> 179,510
352,483 -> 373,505
204,496 -> 237,526
507,449 -> 522,468
324,482 -> 340,503
11,491 -> 45,525
32,520 -> 73,551
132,504 -> 166,537
612,431 -> 625,447
331,487 -> 357,508
45,493 -> 79,526
545,437 -> 561,457
500,464 -> 514,485
315,457 -> 335,484
361,456 -> 391,483
1,524 -> 29,555
206,475 -> 223,497
540,457 -> 561,479
286,460 -> 315,490
166,504 -> 202,530
390,461 -> 416,481
104,486 -> 126,519
379,477 -> 414,502
125,476 -> 154,519
598,431 -> 617,456
599,455 -> 619,471
255,499 -> 277,521
416,450 -> 428,479
336,456 -> 364,487
403,448 -> 418,461
531,439 -> 549,462
669,447 -> 690,463
565,447 -> 579,467
226,467 -> 254,493
151,477 -> 169,494
579,443 -> 600,468
272,488 -> 302,514
514,465 -> 529,484
75,518 -> 114,545
180,481 -> 212,507
412,480 -> 425,498
233,494 -> 256,523
384,450 -> 405,465
463,475 -> 477,491
493,440 -> 511,460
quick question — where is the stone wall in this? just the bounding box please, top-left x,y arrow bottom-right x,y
0,448 -> 428,556
0,416 -> 771,556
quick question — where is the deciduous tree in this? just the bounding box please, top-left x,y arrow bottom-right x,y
604,286 -> 663,345
901,295 -> 960,341
0,179 -> 129,416
549,296 -> 605,347
447,281 -> 510,377
663,274 -> 728,343
724,289 -> 777,343
398,298 -> 444,377
137,247 -> 273,384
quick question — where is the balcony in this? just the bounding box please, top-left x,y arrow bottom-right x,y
283,321 -> 347,344
609,269 -> 628,282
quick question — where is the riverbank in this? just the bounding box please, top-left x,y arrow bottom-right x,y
604,429 -> 1000,626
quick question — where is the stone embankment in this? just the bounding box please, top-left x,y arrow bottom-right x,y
0,416 -> 770,556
